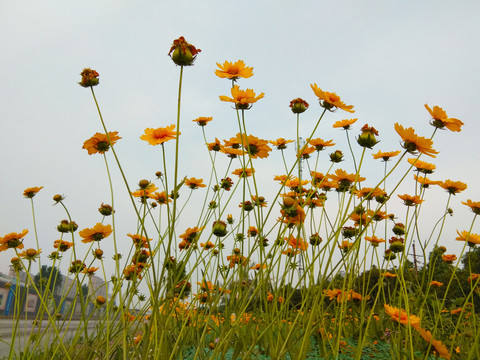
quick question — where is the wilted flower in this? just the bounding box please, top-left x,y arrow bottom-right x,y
79,68 -> 99,87
23,186 -> 44,199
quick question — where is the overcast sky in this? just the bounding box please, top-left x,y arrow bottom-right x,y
1,1 -> 479,281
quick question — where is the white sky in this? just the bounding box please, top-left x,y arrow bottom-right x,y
1,1 -> 480,284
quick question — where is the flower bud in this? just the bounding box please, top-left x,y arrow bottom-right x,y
95,295 -> 106,306
155,171 -> 163,178
329,150 -> 344,163
289,98 -> 309,114
53,194 -> 64,203
309,233 -> 322,246
98,203 -> 114,216
138,179 -> 150,189
392,223 -> 405,236
389,241 -> 405,253
93,249 -> 104,259
57,220 -> 78,233
168,36 -> 201,66
227,214 -> 234,224
384,249 -> 397,261
79,68 -> 99,88
212,221 -> 227,237
357,124 -> 379,148
283,197 -> 295,208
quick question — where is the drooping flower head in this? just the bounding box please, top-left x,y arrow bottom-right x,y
168,36 -> 201,66
140,125 -> 179,145
219,85 -> 264,110
23,186 -> 44,198
83,132 -> 121,155
310,84 -> 354,113
394,123 -> 438,157
425,104 -> 463,132
79,68 -> 99,87
215,60 -> 253,80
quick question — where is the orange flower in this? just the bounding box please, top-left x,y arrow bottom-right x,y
168,36 -> 201,66
384,304 -> 421,328
286,235 -> 309,251
79,68 -> 99,87
236,133 -> 271,159
372,150 -> 401,161
297,146 -> 315,159
308,138 -> 335,151
338,240 -> 354,252
219,85 -> 264,110
417,327 -> 451,360
442,254 -> 457,263
207,138 -> 223,152
131,183 -> 159,198
267,292 -> 274,302
53,239 -> 74,252
23,186 -> 44,198
438,180 -> 467,195
83,132 -> 121,155
456,230 -> 480,245
0,230 -> 28,252
333,118 -> 358,129
394,123 -> 438,157
310,84 -> 354,113
365,235 -> 386,247
383,272 -> 397,278
413,174 -> 440,188
398,194 -> 424,206
354,187 -> 385,200
185,177 -> 207,190
251,263 -> 267,270
215,60 -> 253,80
82,267 -> 99,276
462,199 -> 480,215
148,191 -> 171,204
328,169 -> 365,192
79,223 -> 113,243
18,248 -> 41,261
192,117 -> 212,126
232,168 -> 254,178
425,104 -> 463,132
467,273 -> 480,283
430,280 -> 444,287
179,227 -> 204,243
269,138 -> 293,150
407,158 -> 436,174
140,125 -> 179,145
127,234 -> 151,248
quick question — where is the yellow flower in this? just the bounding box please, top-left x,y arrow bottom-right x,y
232,168 -> 254,178
184,177 -> 207,190
236,133 -> 271,159
219,85 -> 264,110
407,158 -> 436,174
462,199 -> 480,215
269,138 -> 294,150
23,186 -> 44,198
398,194 -> 424,206
365,235 -> 386,247
140,125 -> 179,145
425,104 -> 463,132
310,84 -> 354,113
438,179 -> 467,195
307,138 -> 335,151
18,248 -> 41,261
215,60 -> 253,80
413,174 -> 440,188
456,230 -> 480,245
384,304 -> 421,328
372,150 -> 401,161
430,280 -> 444,287
83,132 -> 121,155
417,327 -> 451,360
53,240 -> 74,252
0,230 -> 28,252
394,123 -> 438,157
79,223 -> 113,243
192,117 -> 212,126
333,118 -> 358,129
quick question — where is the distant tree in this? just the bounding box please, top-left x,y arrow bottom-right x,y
34,265 -> 63,294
